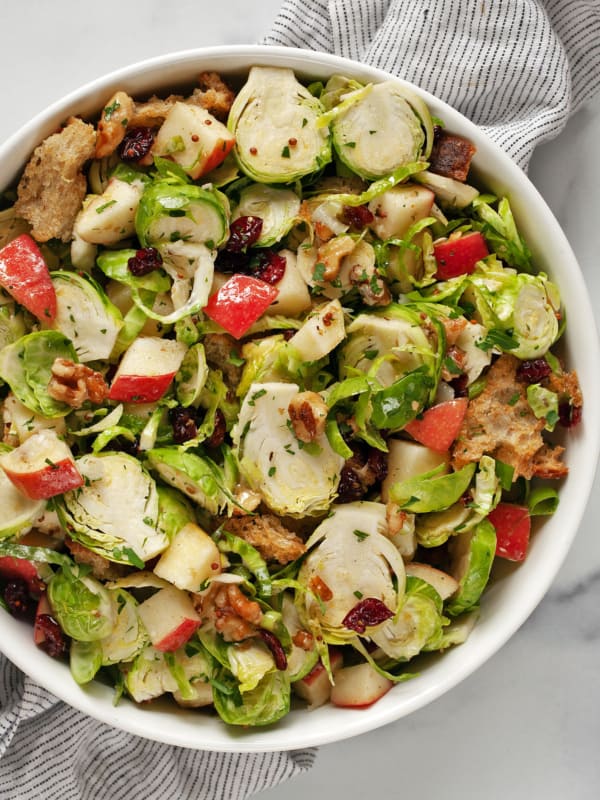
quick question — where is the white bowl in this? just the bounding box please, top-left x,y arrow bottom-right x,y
1,45 -> 598,752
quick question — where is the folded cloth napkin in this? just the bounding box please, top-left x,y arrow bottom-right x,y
263,0 -> 600,169
2,2 -> 600,799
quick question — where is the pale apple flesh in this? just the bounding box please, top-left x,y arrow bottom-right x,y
108,336 -> 187,403
137,586 -> 202,652
153,522 -> 222,593
330,662 -> 393,709
0,429 -> 83,500
292,648 -> 343,709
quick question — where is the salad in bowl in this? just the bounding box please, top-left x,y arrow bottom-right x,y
0,47 -> 593,747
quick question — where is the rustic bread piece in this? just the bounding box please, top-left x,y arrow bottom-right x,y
130,71 -> 235,127
65,537 -> 130,580
429,131 -> 476,182
15,116 -> 96,242
221,514 -> 306,564
451,353 -> 568,480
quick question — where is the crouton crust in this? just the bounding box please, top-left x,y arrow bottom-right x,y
14,117 -> 96,242
451,354 -> 567,480
221,514 -> 306,564
130,71 -> 235,127
429,131 -> 476,182
203,332 -> 243,389
65,536 -> 130,581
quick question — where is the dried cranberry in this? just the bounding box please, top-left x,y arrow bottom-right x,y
127,247 -> 163,276
117,126 -> 155,162
259,629 -> 288,670
516,358 -> 552,384
170,407 -> 198,444
214,249 -> 250,273
35,614 -> 68,658
206,409 -> 226,449
342,597 -> 394,634
250,250 -> 286,285
366,449 -> 387,484
450,374 -> 469,397
226,216 -> 263,253
341,204 -> 374,230
337,464 -> 365,503
3,580 -> 34,619
558,402 -> 582,428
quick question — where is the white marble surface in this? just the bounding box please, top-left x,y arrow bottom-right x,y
1,2 -> 599,798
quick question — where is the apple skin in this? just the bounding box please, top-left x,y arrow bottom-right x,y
108,371 -> 177,403
137,586 -> 202,653
108,337 -> 187,403
154,618 -> 202,653
330,662 -> 393,709
3,457 -> 83,500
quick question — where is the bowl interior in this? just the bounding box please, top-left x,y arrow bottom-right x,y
0,45 -> 598,752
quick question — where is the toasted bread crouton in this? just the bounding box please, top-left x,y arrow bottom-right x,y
203,332 -> 243,389
546,367 -> 583,408
95,90 -> 136,158
188,72 -> 236,121
221,514 -> 305,564
130,71 -> 235,128
65,536 -> 130,581
452,354 -> 567,480
15,117 -> 96,242
429,131 -> 476,182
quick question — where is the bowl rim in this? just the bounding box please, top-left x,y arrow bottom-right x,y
1,43 -> 599,752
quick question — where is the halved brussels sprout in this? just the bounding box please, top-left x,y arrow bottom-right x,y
100,588 -> 148,665
340,303 -> 444,394
0,331 -> 78,418
231,382 -> 344,517
50,271 -> 123,362
465,263 -> 560,358
212,668 -> 291,727
48,568 -> 116,642
232,184 -> 301,246
57,452 -> 167,566
296,502 -> 405,643
136,180 -> 229,249
370,576 -> 445,660
146,447 -> 232,515
228,66 -> 332,183
124,645 -> 178,702
331,81 -> 430,180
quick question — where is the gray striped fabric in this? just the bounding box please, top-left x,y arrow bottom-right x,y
263,0 -> 600,169
2,2 -> 600,798
0,659 -> 315,798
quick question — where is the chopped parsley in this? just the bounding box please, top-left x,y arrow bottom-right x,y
352,529 -> 369,541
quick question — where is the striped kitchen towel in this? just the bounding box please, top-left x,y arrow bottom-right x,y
263,0 -> 600,169
0,659 -> 315,799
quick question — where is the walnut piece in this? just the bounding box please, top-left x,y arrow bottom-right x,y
47,358 -> 108,408
288,391 -> 328,443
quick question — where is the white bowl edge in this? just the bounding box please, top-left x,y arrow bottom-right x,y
0,45 -> 598,752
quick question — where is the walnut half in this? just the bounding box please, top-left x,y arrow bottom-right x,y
47,358 -> 109,408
